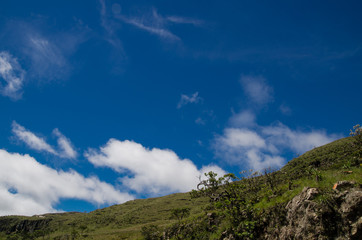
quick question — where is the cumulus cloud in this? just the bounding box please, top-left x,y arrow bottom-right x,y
12,121 -> 78,159
261,123 -> 339,154
177,92 -> 202,108
53,128 -> 78,159
85,139 -> 226,196
213,127 -> 282,171
0,51 -> 25,100
12,121 -> 57,155
218,128 -> 266,149
240,75 -> 273,106
0,149 -> 133,216
213,122 -> 339,171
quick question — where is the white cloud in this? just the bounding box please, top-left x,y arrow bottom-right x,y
261,123 -> 339,154
177,92 -> 202,108
53,128 -> 78,159
213,128 -> 282,171
245,149 -> 285,172
0,51 -> 25,100
218,128 -> 266,148
213,122 -> 339,171
0,149 -> 134,216
12,121 -> 57,155
12,122 -> 79,160
85,139 -> 226,196
240,75 -> 273,106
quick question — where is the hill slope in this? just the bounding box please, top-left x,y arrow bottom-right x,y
0,135 -> 361,239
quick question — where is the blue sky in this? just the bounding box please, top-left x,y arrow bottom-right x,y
0,0 -> 361,215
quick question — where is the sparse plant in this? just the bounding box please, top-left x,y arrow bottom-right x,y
350,124 -> 362,137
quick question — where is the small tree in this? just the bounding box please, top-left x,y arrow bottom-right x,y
171,207 -> 190,222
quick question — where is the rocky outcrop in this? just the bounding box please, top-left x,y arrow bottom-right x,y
277,183 -> 361,240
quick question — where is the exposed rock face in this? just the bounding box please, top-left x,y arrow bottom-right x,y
279,187 -> 337,239
277,183 -> 362,240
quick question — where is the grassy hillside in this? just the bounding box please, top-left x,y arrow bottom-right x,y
0,135 -> 361,240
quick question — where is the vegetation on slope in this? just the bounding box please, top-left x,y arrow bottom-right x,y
0,125 -> 361,239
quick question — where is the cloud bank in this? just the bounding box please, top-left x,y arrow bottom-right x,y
0,149 -> 133,216
86,139 -> 225,196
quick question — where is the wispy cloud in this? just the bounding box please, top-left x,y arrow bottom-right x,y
3,19 -> 88,82
85,139 -> 225,196
177,92 -> 202,108
279,104 -> 292,115
240,75 -> 274,107
112,6 -> 202,42
53,128 -> 78,159
0,52 -> 25,100
118,15 -> 180,41
0,149 -> 133,215
12,121 -> 57,155
99,0 -> 124,49
12,121 -> 78,159
195,117 -> 206,125
228,110 -> 256,127
27,36 -> 67,79
166,16 -> 203,26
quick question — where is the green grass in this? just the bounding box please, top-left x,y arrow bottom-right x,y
0,192 -> 209,240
